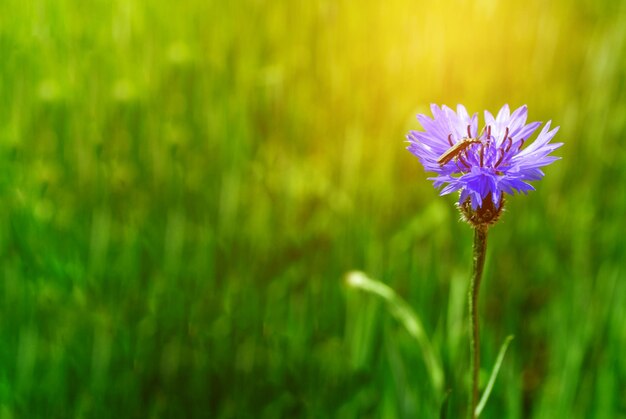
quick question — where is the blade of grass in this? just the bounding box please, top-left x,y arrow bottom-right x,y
475,335 -> 514,417
439,389 -> 452,419
346,271 -> 444,395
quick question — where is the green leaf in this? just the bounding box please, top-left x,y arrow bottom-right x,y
475,335 -> 514,417
439,389 -> 452,419
346,271 -> 444,395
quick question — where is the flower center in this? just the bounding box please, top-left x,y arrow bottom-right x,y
444,125 -> 526,175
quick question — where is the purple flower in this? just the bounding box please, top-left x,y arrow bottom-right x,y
407,104 -> 562,212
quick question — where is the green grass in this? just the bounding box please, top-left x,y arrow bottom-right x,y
1,0 -> 626,417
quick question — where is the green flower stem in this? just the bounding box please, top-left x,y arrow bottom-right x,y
469,224 -> 488,418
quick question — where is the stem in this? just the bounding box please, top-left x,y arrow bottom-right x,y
468,224 -> 488,418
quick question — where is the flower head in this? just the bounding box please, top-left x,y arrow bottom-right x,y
407,104 -> 562,224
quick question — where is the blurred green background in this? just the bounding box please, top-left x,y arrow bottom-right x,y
1,0 -> 626,417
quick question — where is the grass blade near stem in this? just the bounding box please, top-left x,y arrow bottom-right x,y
475,335 -> 515,417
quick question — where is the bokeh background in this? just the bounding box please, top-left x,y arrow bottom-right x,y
1,0 -> 625,417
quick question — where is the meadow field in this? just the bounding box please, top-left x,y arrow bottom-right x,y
1,0 -> 626,417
